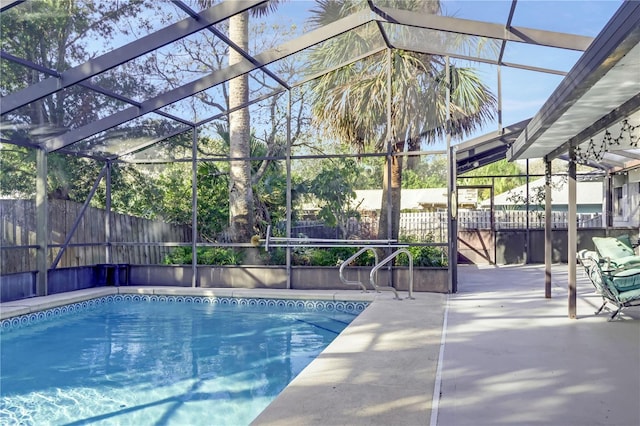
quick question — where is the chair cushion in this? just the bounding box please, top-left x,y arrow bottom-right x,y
617,287 -> 640,304
610,255 -> 640,269
616,234 -> 634,250
610,267 -> 640,292
593,237 -> 635,259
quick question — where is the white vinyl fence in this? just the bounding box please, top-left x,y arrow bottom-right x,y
292,210 -> 602,243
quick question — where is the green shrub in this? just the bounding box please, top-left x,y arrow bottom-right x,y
162,244 -> 444,267
261,247 -> 286,265
163,247 -> 244,265
292,246 -> 376,266
394,245 -> 447,267
395,235 -> 448,267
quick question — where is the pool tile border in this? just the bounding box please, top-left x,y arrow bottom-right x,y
0,288 -> 118,320
0,287 -> 374,331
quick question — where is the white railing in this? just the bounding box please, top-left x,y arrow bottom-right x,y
292,211 -> 603,243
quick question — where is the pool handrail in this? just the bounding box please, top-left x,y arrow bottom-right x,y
263,225 -> 400,248
369,249 -> 414,300
338,247 -> 379,292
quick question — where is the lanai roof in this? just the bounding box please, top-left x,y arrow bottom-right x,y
2,0 -> 629,166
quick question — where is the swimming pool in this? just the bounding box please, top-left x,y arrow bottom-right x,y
0,294 -> 368,425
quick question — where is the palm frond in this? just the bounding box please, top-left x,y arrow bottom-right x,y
306,0 -> 497,150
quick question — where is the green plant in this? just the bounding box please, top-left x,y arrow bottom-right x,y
459,159 -> 526,201
163,247 -> 244,265
302,159 -> 361,239
260,247 -> 287,265
396,235 -> 448,267
291,246 -> 376,266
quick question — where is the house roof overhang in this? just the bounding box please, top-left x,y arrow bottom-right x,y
456,118 -> 530,175
507,0 -> 640,171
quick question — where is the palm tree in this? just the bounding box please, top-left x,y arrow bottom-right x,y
306,0 -> 497,242
199,0 -> 282,243
226,9 -> 255,244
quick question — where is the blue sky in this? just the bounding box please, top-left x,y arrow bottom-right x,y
431,0 -> 624,144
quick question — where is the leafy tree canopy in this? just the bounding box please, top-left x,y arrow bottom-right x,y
459,159 -> 525,200
300,158 -> 361,238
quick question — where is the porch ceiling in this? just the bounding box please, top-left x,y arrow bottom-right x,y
507,0 -> 640,171
456,118 -> 530,175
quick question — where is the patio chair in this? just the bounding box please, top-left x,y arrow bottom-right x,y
577,236 -> 640,320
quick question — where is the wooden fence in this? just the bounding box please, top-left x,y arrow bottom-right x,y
1,199 -> 192,274
2,199 -> 605,274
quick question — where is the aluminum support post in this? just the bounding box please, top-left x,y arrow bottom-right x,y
35,148 -> 48,296
192,127 -> 198,287
568,148 -> 577,318
544,159 -> 552,298
286,90 -> 292,289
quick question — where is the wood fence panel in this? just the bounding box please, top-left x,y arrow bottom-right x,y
113,211 -> 125,263
111,211 -> 120,263
71,200 -> 84,267
11,201 -> 23,247
144,217 -> 151,263
90,205 -> 104,266
127,213 -> 136,263
51,199 -> 67,267
138,216 -> 146,264
66,201 -> 79,266
1,201 -> 36,272
25,201 -> 37,271
143,217 -> 151,264
118,210 -> 132,263
150,222 -> 159,263
123,212 -> 133,263
78,202 -> 89,267
2,201 -> 17,270
124,212 -> 135,264
136,216 -> 145,264
1,200 -> 191,274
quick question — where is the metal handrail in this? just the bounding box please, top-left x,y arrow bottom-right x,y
263,224 -> 404,249
338,247 -> 379,292
369,248 -> 414,300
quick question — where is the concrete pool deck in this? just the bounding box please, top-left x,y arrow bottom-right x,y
254,264 -> 640,426
2,264 -> 639,425
253,288 -> 446,425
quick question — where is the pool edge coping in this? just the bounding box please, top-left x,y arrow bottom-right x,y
0,287 -> 378,320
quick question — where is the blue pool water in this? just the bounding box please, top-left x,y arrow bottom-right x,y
0,295 -> 367,425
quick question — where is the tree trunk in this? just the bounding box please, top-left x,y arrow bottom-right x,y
379,145 -> 403,245
406,138 -> 420,170
228,11 -> 254,244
